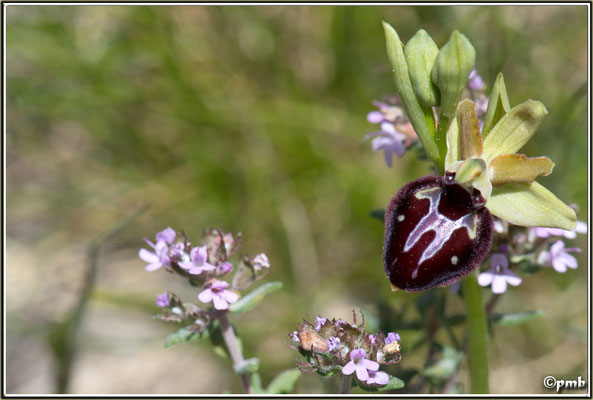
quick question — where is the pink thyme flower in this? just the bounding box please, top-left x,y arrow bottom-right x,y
198,280 -> 239,310
252,253 -> 270,272
366,370 -> 389,385
155,292 -> 170,308
537,240 -> 581,273
217,262 -> 233,276
179,245 -> 216,275
327,336 -> 340,352
468,69 -> 486,91
156,227 -> 176,244
139,239 -> 170,271
385,332 -> 400,344
365,122 -> 407,167
314,316 -> 327,331
478,253 -> 521,294
341,348 -> 379,381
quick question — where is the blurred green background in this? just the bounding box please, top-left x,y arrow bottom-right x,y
6,5 -> 588,394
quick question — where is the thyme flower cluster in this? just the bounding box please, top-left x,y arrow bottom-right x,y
139,227 -> 270,329
476,218 -> 587,294
288,312 -> 401,388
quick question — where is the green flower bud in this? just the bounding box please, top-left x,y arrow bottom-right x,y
405,29 -> 440,107
432,31 -> 476,163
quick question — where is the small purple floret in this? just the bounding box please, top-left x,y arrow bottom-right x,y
156,292 -> 170,308
198,280 -> 239,310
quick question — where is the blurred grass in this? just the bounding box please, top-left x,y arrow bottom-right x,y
6,5 -> 588,394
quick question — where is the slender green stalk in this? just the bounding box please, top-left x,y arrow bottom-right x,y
461,271 -> 490,394
340,374 -> 352,394
218,313 -> 252,394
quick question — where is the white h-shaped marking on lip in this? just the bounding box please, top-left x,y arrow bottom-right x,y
402,187 -> 477,277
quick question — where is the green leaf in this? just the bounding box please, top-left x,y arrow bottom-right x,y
250,372 -> 264,394
432,30 -> 476,164
482,73 -> 511,137
383,22 -> 441,173
234,357 -> 260,374
164,326 -> 209,348
491,310 -> 545,326
423,346 -> 464,382
481,100 -> 548,163
405,29 -> 441,107
486,181 -> 577,230
266,369 -> 302,394
354,374 -> 405,391
228,281 -> 283,314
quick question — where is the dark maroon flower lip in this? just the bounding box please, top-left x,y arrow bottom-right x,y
383,175 -> 493,292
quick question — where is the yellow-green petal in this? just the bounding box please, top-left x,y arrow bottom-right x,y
489,154 -> 555,186
445,114 -> 460,169
482,100 -> 548,163
458,99 -> 483,159
485,181 -> 576,230
482,73 -> 511,137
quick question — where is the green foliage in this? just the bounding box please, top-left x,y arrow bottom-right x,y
265,369 -> 302,394
228,281 -> 283,314
491,310 -> 545,327
164,325 -> 210,348
234,357 -> 260,374
354,374 -> 405,391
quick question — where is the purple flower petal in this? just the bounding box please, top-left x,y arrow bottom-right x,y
342,361 -> 356,376
477,271 -> 494,287
156,227 -> 176,244
139,248 -> 159,264
367,111 -> 384,124
362,359 -> 379,371
198,289 -> 214,303
355,365 -> 370,381
350,348 -> 366,362
212,295 -> 228,310
221,290 -> 239,304
491,275 -> 508,294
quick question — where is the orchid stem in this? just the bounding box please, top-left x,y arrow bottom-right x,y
461,271 -> 490,394
340,374 -> 352,394
217,313 -> 252,394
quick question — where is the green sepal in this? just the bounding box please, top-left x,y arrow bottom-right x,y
482,73 -> 511,137
481,100 -> 548,163
228,281 -> 282,314
265,369 -> 302,394
405,29 -> 441,107
485,181 -> 577,230
444,114 -> 460,169
432,30 -> 476,164
383,22 -> 441,173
